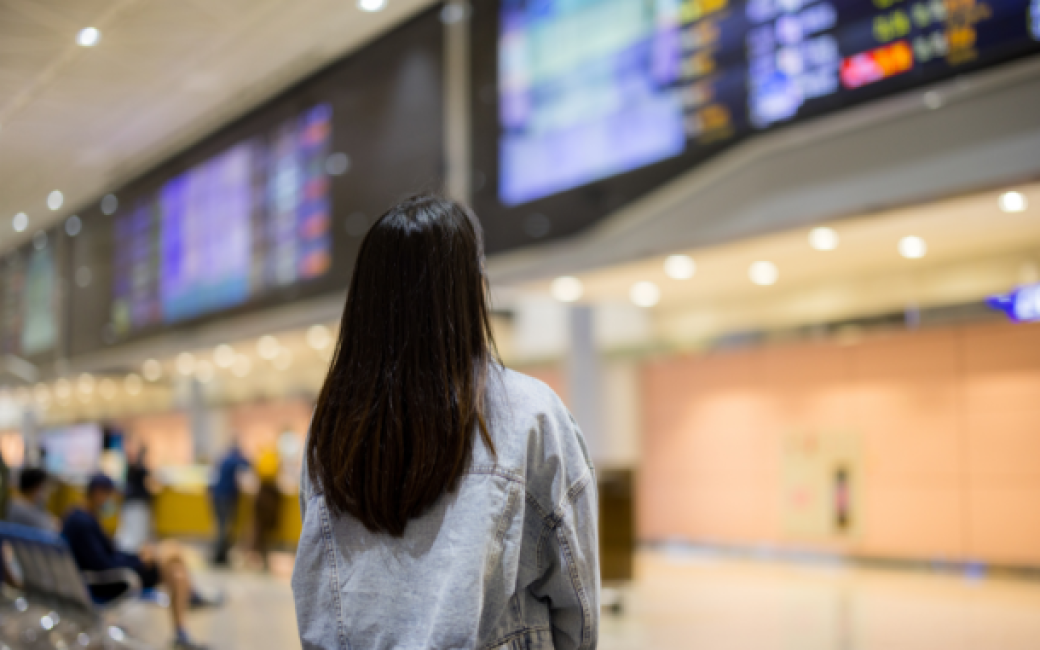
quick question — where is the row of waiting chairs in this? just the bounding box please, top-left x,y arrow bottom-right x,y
0,522 -> 154,649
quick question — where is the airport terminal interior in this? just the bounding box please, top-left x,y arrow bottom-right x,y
1,0 -> 1040,647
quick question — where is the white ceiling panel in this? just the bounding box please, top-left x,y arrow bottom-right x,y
0,0 -> 437,253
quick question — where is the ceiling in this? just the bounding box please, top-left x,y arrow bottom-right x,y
514,183 -> 1040,341
0,0 -> 436,254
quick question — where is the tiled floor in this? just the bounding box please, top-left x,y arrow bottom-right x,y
119,550 -> 1040,649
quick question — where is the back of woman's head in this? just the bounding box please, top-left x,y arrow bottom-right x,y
307,194 -> 497,536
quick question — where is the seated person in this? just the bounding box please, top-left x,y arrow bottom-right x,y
62,474 -> 214,650
7,467 -> 59,532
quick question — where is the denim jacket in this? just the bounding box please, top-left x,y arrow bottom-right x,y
292,367 -> 600,650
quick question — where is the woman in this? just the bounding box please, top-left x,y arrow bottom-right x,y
292,195 -> 599,649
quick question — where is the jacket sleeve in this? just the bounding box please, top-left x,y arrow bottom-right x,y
530,469 -> 601,650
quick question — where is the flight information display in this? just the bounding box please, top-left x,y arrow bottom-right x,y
110,104 -> 332,335
0,240 -> 58,359
499,0 -> 1039,206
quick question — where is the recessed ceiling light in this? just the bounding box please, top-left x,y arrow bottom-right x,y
12,213 -> 28,233
551,276 -> 583,303
143,359 -> 162,382
77,27 -> 100,47
65,215 -> 82,237
808,226 -> 839,251
898,236 -> 927,259
214,344 -> 236,368
630,281 -> 661,308
749,261 -> 779,286
306,325 -> 332,351
358,0 -> 387,11
101,194 -> 118,215
257,335 -> 280,360
47,191 -> 63,211
999,191 -> 1028,213
176,352 -> 196,376
663,255 -> 696,280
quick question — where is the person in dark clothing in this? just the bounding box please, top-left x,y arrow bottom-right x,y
210,441 -> 250,566
63,474 -> 211,650
115,446 -> 156,552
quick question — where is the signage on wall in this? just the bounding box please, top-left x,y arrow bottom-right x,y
988,283 -> 1040,322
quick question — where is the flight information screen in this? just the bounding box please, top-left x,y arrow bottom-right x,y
110,104 -> 332,336
0,239 -> 58,360
499,0 -> 1039,206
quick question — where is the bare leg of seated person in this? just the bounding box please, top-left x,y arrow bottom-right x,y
145,541 -> 220,650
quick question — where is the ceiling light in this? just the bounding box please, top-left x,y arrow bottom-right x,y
77,27 -> 100,47
34,384 -> 50,403
630,281 -> 661,308
47,191 -> 63,211
101,194 -> 118,215
749,261 -> 779,286
306,325 -> 332,351
663,255 -> 696,280
176,352 -> 196,376
12,213 -> 28,233
54,379 -> 72,400
77,373 -> 95,395
124,374 -> 143,395
142,359 -> 162,381
325,153 -> 350,176
999,191 -> 1028,213
99,379 -> 117,400
257,335 -> 280,360
273,348 -> 292,371
213,344 -> 236,368
195,360 -> 215,383
231,354 -> 252,378
808,226 -> 839,251
898,236 -> 927,259
65,216 -> 82,237
551,276 -> 583,303
358,0 -> 387,11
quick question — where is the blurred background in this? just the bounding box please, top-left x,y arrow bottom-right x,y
1,0 -> 1039,647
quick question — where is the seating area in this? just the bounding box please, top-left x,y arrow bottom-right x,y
0,522 -> 152,649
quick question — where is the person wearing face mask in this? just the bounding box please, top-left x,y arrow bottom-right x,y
6,467 -> 59,532
62,474 -> 218,650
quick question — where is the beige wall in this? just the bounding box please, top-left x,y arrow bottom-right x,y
120,398 -> 314,466
639,320 -> 1040,567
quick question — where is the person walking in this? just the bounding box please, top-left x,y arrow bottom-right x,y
292,195 -> 600,650
210,441 -> 250,566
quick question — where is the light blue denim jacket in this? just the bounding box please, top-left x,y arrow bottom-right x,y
292,367 -> 600,650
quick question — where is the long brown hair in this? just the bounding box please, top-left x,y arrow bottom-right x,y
307,194 -> 498,536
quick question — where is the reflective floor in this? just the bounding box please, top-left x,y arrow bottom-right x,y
119,549 -> 1040,649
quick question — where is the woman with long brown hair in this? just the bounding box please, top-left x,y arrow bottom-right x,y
292,194 -> 599,649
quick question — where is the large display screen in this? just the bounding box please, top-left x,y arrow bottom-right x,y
491,0 -> 1040,208
66,9 -> 444,356
0,238 -> 58,360
110,104 -> 332,335
41,424 -> 103,483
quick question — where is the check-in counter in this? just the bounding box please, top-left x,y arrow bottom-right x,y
153,488 -> 303,546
